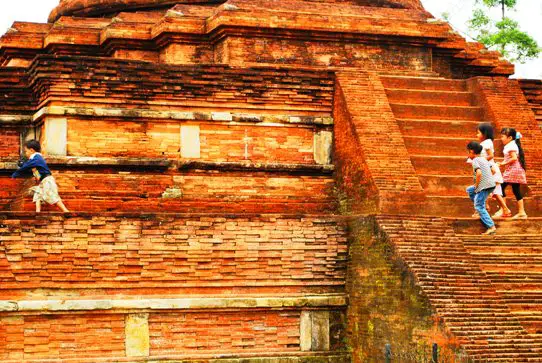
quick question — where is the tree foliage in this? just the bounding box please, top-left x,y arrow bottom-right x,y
468,0 -> 539,63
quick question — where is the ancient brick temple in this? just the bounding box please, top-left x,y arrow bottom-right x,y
1,0 -> 542,361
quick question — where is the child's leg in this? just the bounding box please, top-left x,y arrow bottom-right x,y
55,200 -> 70,213
466,186 -> 479,216
511,183 -> 527,216
474,189 -> 495,231
493,183 -> 511,214
35,200 -> 41,213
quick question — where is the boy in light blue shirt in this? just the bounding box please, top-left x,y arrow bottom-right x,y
466,141 -> 496,235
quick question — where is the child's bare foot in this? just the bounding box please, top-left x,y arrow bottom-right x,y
56,201 -> 70,213
511,213 -> 528,220
482,227 -> 497,235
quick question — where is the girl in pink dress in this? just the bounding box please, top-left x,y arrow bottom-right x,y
497,128 -> 528,219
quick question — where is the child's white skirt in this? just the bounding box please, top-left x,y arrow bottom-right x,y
31,176 -> 61,205
491,164 -> 504,184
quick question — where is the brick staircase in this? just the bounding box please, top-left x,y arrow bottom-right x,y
519,79 -> 542,126
381,75 -> 541,217
377,215 -> 542,361
454,218 -> 542,337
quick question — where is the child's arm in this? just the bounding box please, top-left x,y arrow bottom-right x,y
497,151 -> 518,167
475,169 -> 482,189
484,147 -> 494,161
11,158 -> 41,178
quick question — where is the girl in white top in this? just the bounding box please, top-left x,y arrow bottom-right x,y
477,123 -> 511,218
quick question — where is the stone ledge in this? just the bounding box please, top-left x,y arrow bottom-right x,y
46,156 -> 172,168
0,160 -> 18,171
0,157 -> 334,174
0,295 -> 347,313
0,114 -> 32,125
178,161 -> 335,174
0,211 -> 347,219
2,352 -> 350,363
33,106 -> 333,126
0,157 -> 172,171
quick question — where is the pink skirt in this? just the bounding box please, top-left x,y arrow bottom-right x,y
503,160 -> 527,184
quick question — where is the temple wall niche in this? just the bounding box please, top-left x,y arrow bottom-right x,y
218,37 -> 431,71
65,119 -> 319,164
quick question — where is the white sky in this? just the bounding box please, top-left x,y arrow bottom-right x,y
0,0 -> 540,78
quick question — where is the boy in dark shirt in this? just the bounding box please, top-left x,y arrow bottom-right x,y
11,140 -> 69,213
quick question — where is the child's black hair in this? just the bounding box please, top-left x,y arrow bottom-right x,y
24,139 -> 41,153
477,123 -> 494,140
501,128 -> 526,170
467,141 -> 483,154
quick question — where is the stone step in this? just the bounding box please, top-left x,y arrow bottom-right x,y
385,88 -> 475,106
403,135 -> 472,156
397,118 -> 481,138
451,218 -> 542,235
419,174 -> 473,196
410,155 -> 472,176
424,196 -> 541,218
379,76 -> 467,92
13,196 -> 337,214
390,103 -> 484,121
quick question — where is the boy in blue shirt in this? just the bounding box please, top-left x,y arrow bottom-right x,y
11,140 -> 69,213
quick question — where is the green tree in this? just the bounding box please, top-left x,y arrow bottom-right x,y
468,0 -> 540,63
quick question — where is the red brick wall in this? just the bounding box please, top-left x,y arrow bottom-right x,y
334,71 -> 425,214
8,170 -> 335,213
518,79 -> 542,125
0,314 -> 125,361
29,56 -> 334,114
0,130 -> 20,158
0,214 -> 348,296
0,178 -> 23,209
220,37 -> 431,70
0,68 -> 32,115
67,120 -> 318,164
149,310 -> 300,354
333,82 -> 378,214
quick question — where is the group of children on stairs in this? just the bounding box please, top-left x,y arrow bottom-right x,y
467,124 -> 528,235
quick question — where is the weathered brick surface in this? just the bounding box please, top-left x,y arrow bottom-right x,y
334,71 -> 424,214
1,0 -> 511,75
220,37 -> 431,70
0,68 -> 33,114
4,169 -> 335,214
27,56 -> 334,113
0,0 -> 540,361
67,120 -> 319,164
0,129 -> 19,158
469,77 -> 542,196
377,216 -> 542,361
149,311 -> 300,354
0,214 -> 348,295
346,217 -> 456,362
0,314 -> 125,360
519,79 -> 542,125
49,0 -> 426,22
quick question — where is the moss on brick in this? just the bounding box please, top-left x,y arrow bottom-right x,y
346,217 -> 449,362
